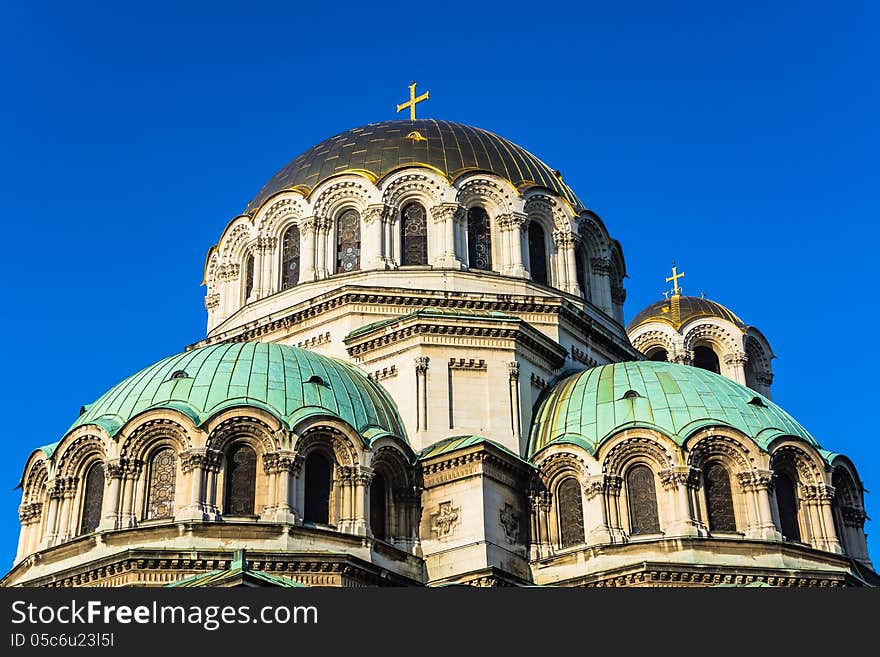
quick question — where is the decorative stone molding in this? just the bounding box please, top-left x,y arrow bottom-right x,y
430,203 -> 462,224
499,503 -> 520,542
295,332 -> 331,349
571,345 -> 598,367
552,229 -> 575,249
368,365 -> 398,381
430,501 -> 460,538
497,212 -> 527,231
723,351 -> 748,367
414,356 -> 430,374
299,216 -> 318,235
687,434 -> 751,472
610,286 -> 627,304
254,236 -> 278,254
659,466 -> 701,491
448,357 -> 486,370
204,293 -> 220,311
602,438 -> 674,476
18,503 -> 43,524
362,203 -> 388,226
591,257 -> 613,275
507,361 -> 520,381
737,468 -> 775,492
530,373 -> 548,390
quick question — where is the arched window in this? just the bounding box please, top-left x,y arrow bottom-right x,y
304,452 -> 332,525
224,443 -> 256,516
401,202 -> 428,266
575,243 -> 589,299
466,207 -> 492,271
775,472 -> 801,542
243,252 -> 255,302
557,477 -> 585,548
704,462 -> 736,532
693,345 -> 720,373
626,465 -> 660,535
146,448 -> 177,520
336,209 -> 361,273
281,224 -> 301,290
647,347 -> 668,362
79,462 -> 105,535
370,473 -> 387,541
528,222 -> 548,285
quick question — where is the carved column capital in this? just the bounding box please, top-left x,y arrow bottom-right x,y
552,229 -> 575,249
591,257 -> 613,275
299,216 -> 318,235
498,212 -> 527,231
430,202 -> 462,224
105,459 -> 125,480
363,203 -> 389,226
659,466 -> 701,491
723,351 -> 748,367
507,361 -> 520,381
414,356 -> 430,374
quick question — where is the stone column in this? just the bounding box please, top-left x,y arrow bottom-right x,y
363,204 -> 388,269
724,351 -> 749,386
660,466 -> 705,537
590,257 -> 614,316
739,469 -> 781,540
56,477 -> 78,542
179,449 -> 207,521
414,356 -> 430,433
431,203 -> 464,268
315,216 -> 331,279
204,449 -> 222,519
584,475 -> 613,545
454,207 -> 467,265
553,229 -> 580,296
40,484 -> 61,549
120,460 -> 143,528
98,459 -> 123,531
352,467 -> 372,536
499,213 -> 527,276
529,490 -> 553,560
16,503 -> 42,561
816,485 -> 843,554
383,212 -> 396,267
507,362 -> 521,442
218,263 -> 241,321
604,475 -> 626,542
299,217 -> 317,283
842,507 -> 872,564
254,236 -> 277,299
265,450 -> 298,524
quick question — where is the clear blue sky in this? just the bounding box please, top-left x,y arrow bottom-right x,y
1,1 -> 877,569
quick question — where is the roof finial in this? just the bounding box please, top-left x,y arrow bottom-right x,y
396,81 -> 430,120
665,261 -> 685,297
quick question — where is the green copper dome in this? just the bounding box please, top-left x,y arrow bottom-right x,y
71,342 -> 406,443
528,361 -> 817,458
244,119 -> 584,214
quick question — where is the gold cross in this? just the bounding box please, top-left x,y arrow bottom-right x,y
666,262 -> 685,296
397,82 -> 430,120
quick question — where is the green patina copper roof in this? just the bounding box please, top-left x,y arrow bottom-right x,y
70,342 -> 406,443
419,434 -> 528,465
244,119 -> 584,215
166,550 -> 305,588
528,361 -> 818,458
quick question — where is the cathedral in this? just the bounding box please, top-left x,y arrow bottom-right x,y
4,86 -> 875,587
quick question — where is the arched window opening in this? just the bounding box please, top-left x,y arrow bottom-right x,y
528,222 -> 548,285
243,253 -> 255,302
146,448 -> 177,520
304,452 -> 332,525
831,468 -> 856,554
693,345 -> 720,373
224,443 -> 256,516
775,472 -> 801,542
704,462 -> 736,532
336,209 -> 361,273
281,224 -> 301,290
646,347 -> 668,362
557,477 -> 585,548
466,207 -> 492,271
626,464 -> 660,535
401,202 -> 428,266
370,473 -> 387,541
575,243 -> 589,299
79,462 -> 105,535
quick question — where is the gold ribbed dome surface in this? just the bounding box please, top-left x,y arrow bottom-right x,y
245,119 -> 584,214
627,295 -> 745,332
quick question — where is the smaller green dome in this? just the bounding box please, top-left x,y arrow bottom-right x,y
528,361 -> 817,458
70,342 -> 406,443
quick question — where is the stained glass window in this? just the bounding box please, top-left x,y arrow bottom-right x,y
224,443 -> 256,516
704,462 -> 736,532
775,472 -> 801,542
304,452 -> 331,524
467,207 -> 492,271
627,465 -> 660,535
244,253 -> 255,302
370,473 -> 387,540
528,222 -> 548,284
80,462 -> 105,535
146,448 -> 176,520
558,477 -> 584,548
336,209 -> 361,273
575,243 -> 589,299
401,202 -> 428,266
281,225 -> 301,290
